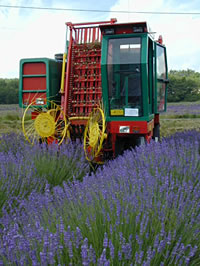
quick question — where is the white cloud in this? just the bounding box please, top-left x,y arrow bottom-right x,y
0,0 -> 89,78
108,0 -> 200,72
0,0 -> 200,77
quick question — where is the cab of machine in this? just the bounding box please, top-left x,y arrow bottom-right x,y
100,22 -> 168,122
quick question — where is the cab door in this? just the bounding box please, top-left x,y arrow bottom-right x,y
155,44 -> 168,113
106,37 -> 143,117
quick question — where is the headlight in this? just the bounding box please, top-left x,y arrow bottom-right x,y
36,98 -> 44,105
119,126 -> 130,133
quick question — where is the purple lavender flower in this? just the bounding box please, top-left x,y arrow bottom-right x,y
98,248 -> 108,265
109,240 -> 114,259
103,232 -> 108,248
138,250 -> 144,264
40,251 -> 47,265
88,244 -> 96,264
81,238 -> 88,265
68,241 -> 73,259
75,226 -> 83,249
118,250 -> 122,261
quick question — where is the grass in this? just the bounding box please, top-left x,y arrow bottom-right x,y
0,104 -> 25,134
160,101 -> 200,137
160,118 -> 200,138
0,116 -> 22,134
167,101 -> 200,106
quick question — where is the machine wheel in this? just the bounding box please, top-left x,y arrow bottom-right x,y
115,137 -> 125,157
22,101 -> 69,145
136,136 -> 146,146
84,108 -> 106,162
153,124 -> 160,142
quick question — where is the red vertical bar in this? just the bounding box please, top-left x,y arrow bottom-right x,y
97,28 -> 100,42
92,28 -> 96,43
77,29 -> 80,43
80,29 -> 83,44
84,28 -> 88,43
75,29 -> 78,43
89,28 -> 91,43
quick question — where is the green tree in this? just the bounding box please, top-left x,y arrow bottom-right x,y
0,79 -> 19,104
168,69 -> 200,102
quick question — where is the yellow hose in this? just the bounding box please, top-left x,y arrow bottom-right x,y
60,53 -> 67,94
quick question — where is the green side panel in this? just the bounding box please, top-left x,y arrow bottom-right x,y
19,58 -> 62,108
141,36 -> 149,117
101,37 -> 109,118
48,59 -> 62,103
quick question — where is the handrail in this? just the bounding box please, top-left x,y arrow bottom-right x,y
66,18 -> 117,28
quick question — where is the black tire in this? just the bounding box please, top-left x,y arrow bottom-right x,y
153,124 -> 160,142
136,136 -> 146,146
115,138 -> 125,157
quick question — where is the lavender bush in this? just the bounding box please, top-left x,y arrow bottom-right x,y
0,130 -> 200,265
0,150 -> 45,218
0,133 -> 89,186
0,133 -> 26,155
0,133 -> 44,217
30,140 -> 89,187
0,133 -> 89,218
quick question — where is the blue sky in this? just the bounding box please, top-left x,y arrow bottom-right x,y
0,0 -> 200,78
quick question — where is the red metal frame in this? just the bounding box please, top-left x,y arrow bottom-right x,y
62,19 -> 117,120
105,119 -> 155,157
66,19 -> 117,27
100,22 -> 148,35
154,113 -> 160,124
107,120 -> 154,134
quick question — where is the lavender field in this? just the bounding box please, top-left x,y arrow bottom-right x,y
0,131 -> 200,265
162,102 -> 200,118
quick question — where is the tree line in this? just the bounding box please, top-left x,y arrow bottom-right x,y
0,79 -> 19,104
0,69 -> 200,104
168,69 -> 200,102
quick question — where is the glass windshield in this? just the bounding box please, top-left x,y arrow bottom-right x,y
107,37 -> 142,116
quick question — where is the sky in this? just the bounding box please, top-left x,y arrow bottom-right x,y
0,0 -> 200,78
